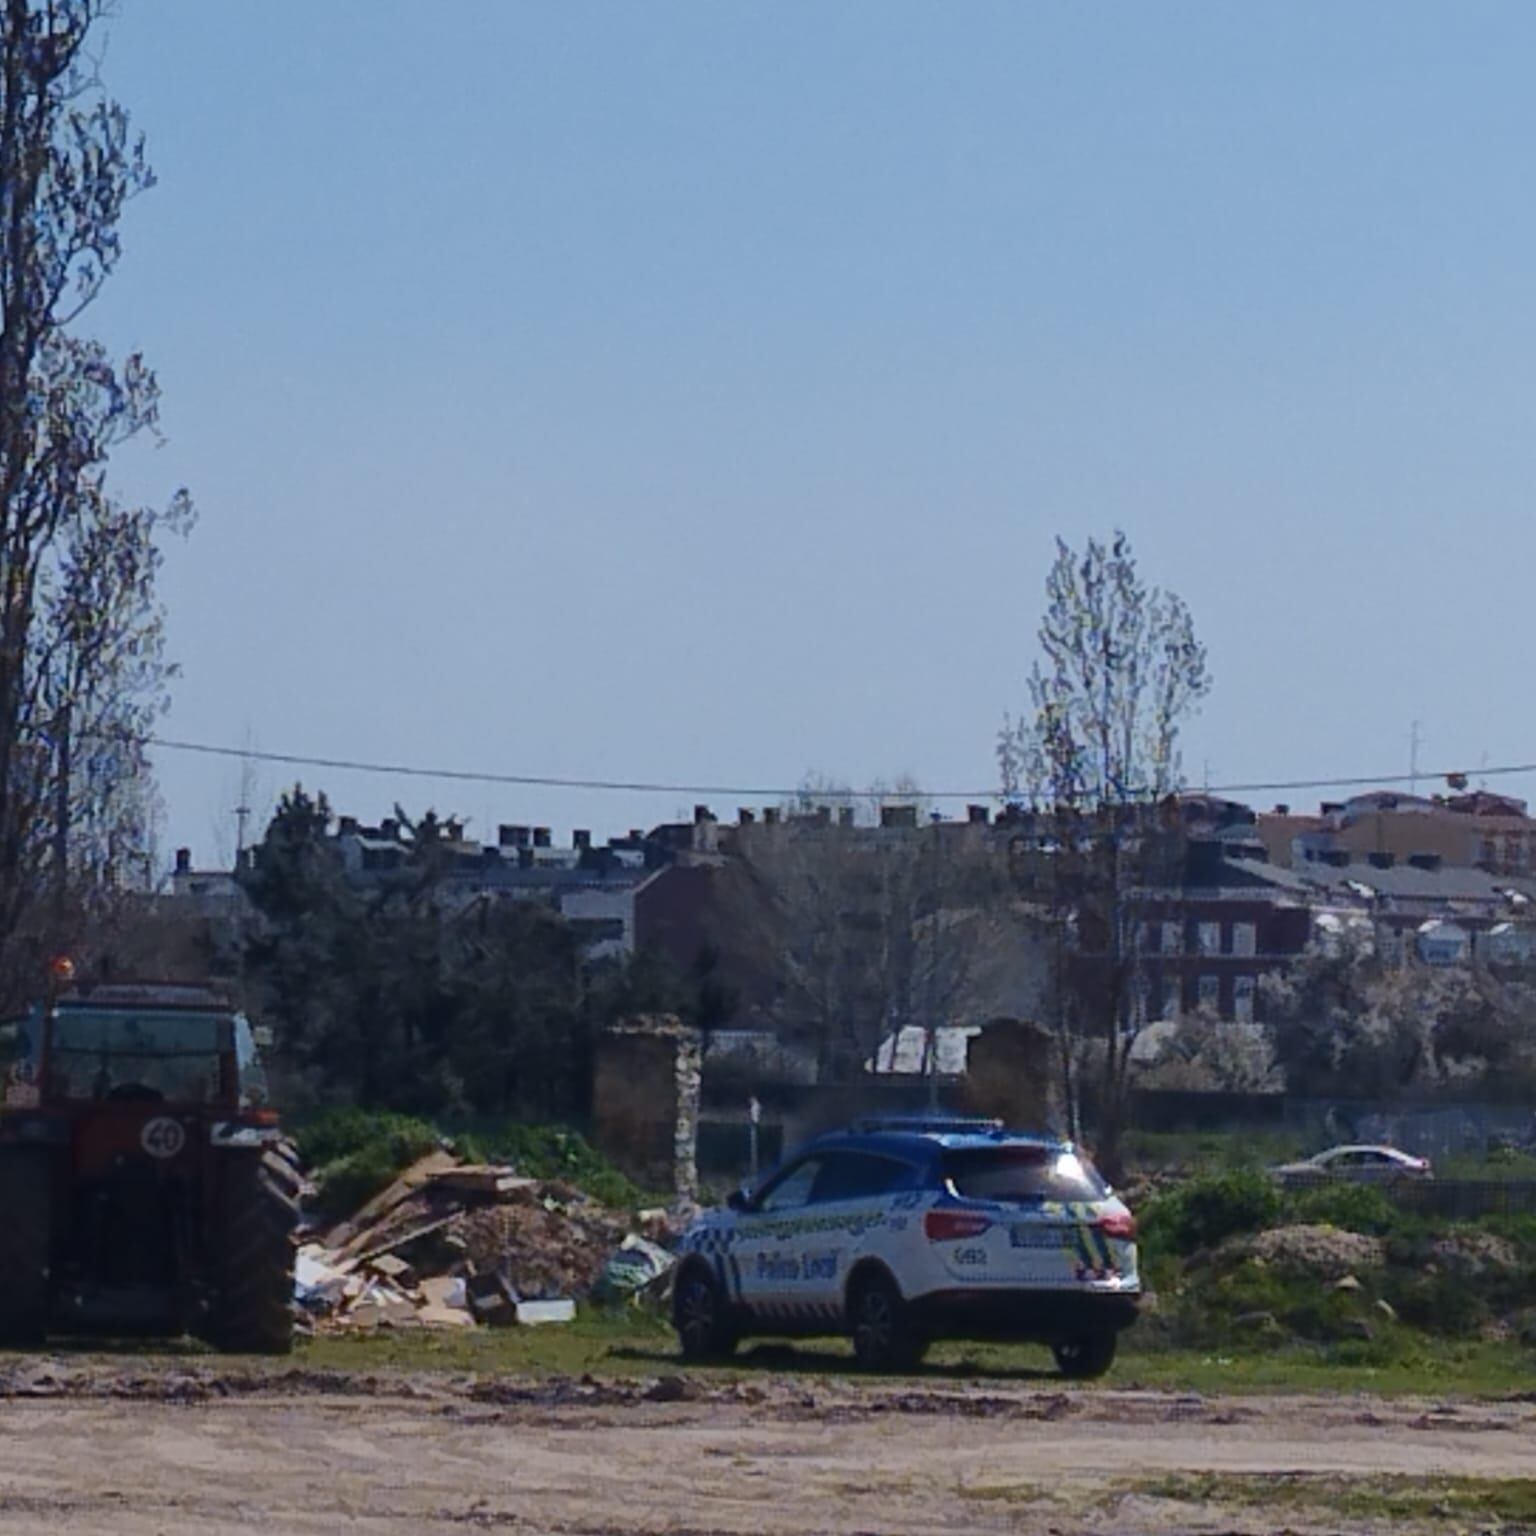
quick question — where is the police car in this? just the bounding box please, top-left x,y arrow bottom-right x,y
673,1115 -> 1138,1376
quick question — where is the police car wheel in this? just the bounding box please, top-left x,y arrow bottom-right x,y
1052,1333 -> 1117,1379
674,1267 -> 737,1361
849,1272 -> 926,1372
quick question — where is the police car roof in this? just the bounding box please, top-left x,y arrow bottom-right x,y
816,1115 -> 1068,1156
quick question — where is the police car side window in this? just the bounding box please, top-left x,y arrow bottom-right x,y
808,1152 -> 913,1205
756,1157 -> 823,1212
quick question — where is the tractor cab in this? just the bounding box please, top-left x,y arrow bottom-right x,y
0,970 -> 298,1351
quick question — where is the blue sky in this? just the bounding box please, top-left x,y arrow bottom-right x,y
94,1 -> 1536,863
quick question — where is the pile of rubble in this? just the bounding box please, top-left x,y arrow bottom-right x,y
295,1150 -> 677,1333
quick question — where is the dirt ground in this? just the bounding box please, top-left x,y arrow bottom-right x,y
0,1361 -> 1533,1534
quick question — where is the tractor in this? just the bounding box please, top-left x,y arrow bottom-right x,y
0,968 -> 299,1352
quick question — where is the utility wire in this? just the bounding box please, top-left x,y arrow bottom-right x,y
131,733 -> 1536,804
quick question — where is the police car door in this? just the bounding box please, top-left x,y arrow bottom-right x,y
735,1154 -> 827,1323
798,1151 -> 916,1315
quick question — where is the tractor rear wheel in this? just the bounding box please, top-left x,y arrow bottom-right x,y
0,1149 -> 53,1348
212,1148 -> 298,1355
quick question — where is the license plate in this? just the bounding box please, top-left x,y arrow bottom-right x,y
1010,1223 -> 1071,1250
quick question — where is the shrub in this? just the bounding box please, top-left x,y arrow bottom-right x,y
293,1107 -> 441,1172
1285,1181 -> 1402,1237
1142,1168 -> 1283,1260
294,1107 -> 443,1215
1382,1269 -> 1490,1338
461,1122 -> 648,1210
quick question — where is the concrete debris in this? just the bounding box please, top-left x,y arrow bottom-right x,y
515,1299 -> 576,1326
294,1150 -> 678,1334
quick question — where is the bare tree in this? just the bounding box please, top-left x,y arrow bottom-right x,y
999,532 -> 1211,1173
0,1 -> 187,1002
718,809 -> 1018,1083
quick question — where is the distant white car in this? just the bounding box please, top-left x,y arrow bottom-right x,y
1270,1144 -> 1432,1188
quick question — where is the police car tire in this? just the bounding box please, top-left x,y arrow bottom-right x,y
673,1264 -> 737,1361
848,1270 -> 926,1372
1052,1332 -> 1117,1379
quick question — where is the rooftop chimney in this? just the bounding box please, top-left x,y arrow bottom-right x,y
880,804 -> 918,830
533,827 -> 552,849
763,807 -> 780,826
337,815 -> 359,836
738,808 -> 756,825
174,847 -> 191,875
967,804 -> 989,825
573,829 -> 591,850
380,818 -> 399,841
499,824 -> 530,848
838,806 -> 856,827
1273,803 -> 1290,816
693,804 -> 713,825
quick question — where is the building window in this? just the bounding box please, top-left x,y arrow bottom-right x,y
1142,920 -> 1161,953
1504,838 -> 1525,870
1234,975 -> 1256,1023
1197,922 -> 1221,956
1198,974 -> 1221,1013
1161,978 -> 1182,1020
1232,922 -> 1257,957
1161,921 -> 1182,955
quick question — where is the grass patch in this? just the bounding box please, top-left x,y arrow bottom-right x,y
1126,1472 -> 1536,1525
281,1314 -> 1536,1398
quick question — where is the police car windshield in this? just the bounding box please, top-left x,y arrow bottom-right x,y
943,1145 -> 1107,1203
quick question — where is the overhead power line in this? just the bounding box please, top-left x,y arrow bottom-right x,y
133,733 -> 1536,805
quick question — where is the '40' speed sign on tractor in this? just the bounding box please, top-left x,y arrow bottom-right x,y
140,1117 -> 187,1159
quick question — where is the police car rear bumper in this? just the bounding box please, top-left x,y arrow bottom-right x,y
911,1286 -> 1139,1342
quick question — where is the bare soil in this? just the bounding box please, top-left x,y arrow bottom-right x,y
0,1361 -> 1532,1534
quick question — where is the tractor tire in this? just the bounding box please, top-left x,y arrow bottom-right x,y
0,1150 -> 53,1349
212,1149 -> 298,1355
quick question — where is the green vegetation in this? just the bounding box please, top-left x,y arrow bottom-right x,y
1132,1162 -> 1536,1363
1443,1147 -> 1536,1182
451,1122 -> 650,1210
1126,1472 -> 1536,1526
292,1108 -> 444,1214
1137,1166 -> 1281,1264
1122,1127 -> 1303,1173
292,1105 -> 649,1215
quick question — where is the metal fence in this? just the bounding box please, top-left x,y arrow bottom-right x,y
1284,1100 -> 1536,1162
1393,1179 -> 1536,1221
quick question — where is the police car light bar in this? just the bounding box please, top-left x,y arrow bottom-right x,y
847,1114 -> 1006,1137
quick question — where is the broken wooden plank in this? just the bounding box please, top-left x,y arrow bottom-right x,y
345,1212 -> 463,1270
425,1167 -> 534,1198
325,1149 -> 459,1251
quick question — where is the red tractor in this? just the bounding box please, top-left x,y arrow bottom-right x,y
0,972 -> 299,1352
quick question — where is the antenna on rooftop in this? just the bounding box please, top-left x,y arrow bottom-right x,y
1409,720 -> 1421,797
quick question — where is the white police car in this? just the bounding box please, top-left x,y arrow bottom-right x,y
673,1115 -> 1138,1375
